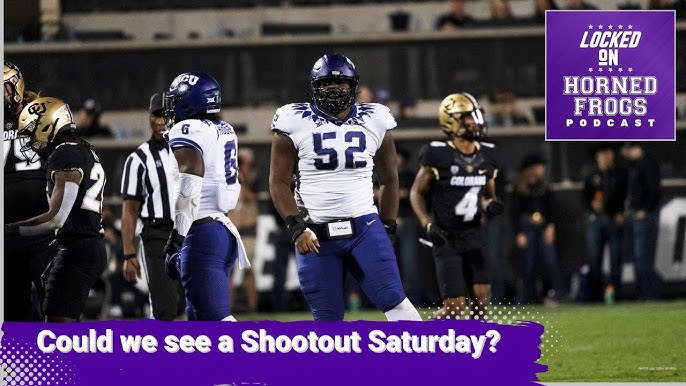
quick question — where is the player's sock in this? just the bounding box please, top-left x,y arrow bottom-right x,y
222,315 -> 237,322
384,298 -> 422,321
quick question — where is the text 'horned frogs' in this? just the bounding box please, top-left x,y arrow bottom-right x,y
271,101 -> 396,223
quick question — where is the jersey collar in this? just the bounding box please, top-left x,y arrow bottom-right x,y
310,103 -> 357,126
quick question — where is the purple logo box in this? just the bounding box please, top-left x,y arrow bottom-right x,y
545,11 -> 675,141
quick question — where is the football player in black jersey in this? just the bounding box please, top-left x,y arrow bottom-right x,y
5,97 -> 107,322
410,92 -> 503,320
3,61 -> 57,321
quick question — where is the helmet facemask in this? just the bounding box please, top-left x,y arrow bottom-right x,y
312,77 -> 358,114
4,61 -> 25,115
438,92 -> 487,141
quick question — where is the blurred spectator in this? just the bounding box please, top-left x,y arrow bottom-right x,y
435,0 -> 476,30
490,0 -> 514,21
487,89 -> 531,128
512,154 -> 564,305
356,84 -> 374,103
76,98 -> 113,138
229,148 -> 259,313
531,0 -> 558,24
399,98 -> 418,120
581,145 -> 628,302
621,142 -> 661,301
617,1 -> 642,10
483,142 -> 508,304
649,0 -> 686,18
375,88 -> 392,107
394,147 -> 421,305
566,0 -> 598,9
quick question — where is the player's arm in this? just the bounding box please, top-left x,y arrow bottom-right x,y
5,170 -> 83,236
482,172 -> 504,216
172,147 -> 204,237
410,167 -> 434,229
121,199 -> 142,283
374,131 -> 399,223
269,133 -> 319,254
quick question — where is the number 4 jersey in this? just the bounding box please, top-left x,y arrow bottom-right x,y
419,140 -> 500,231
166,119 -> 241,216
271,102 -> 396,223
46,142 -> 106,241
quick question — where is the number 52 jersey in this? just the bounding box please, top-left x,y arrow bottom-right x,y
271,102 -> 396,224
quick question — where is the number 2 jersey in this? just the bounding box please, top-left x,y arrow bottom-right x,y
419,140 -> 500,231
4,114 -> 49,224
46,142 -> 106,241
166,119 -> 241,217
271,102 -> 396,223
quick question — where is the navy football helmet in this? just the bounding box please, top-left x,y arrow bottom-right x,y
163,72 -> 221,128
310,53 -> 359,114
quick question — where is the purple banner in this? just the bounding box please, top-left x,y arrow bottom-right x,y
0,320 -> 547,385
545,11 -> 676,141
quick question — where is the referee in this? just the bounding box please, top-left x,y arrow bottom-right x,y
120,93 -> 182,320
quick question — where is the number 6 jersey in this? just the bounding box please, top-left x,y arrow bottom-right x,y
419,140 -> 500,231
166,119 -> 241,216
271,102 -> 396,223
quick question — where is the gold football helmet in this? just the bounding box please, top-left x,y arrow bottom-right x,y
438,92 -> 486,140
18,97 -> 76,155
4,61 -> 25,114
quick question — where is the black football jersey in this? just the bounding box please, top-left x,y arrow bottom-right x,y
419,140 -> 500,231
4,115 -> 50,223
46,142 -> 105,241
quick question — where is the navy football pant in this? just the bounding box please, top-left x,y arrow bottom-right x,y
180,221 -> 238,321
296,213 -> 407,321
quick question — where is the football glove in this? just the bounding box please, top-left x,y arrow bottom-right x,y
426,222 -> 449,246
382,219 -> 398,244
485,199 -> 505,217
163,229 -> 184,280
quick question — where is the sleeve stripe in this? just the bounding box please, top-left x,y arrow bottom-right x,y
169,138 -> 203,155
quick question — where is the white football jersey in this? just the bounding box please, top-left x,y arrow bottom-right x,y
271,102 -> 396,223
167,118 -> 241,217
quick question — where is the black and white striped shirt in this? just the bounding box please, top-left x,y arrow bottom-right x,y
120,139 -> 176,221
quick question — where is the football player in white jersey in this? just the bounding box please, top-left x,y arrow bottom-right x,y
162,71 -> 250,321
269,53 -> 421,321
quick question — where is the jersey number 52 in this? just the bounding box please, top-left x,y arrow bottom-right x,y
312,131 -> 367,170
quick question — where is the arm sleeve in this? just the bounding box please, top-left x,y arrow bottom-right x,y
120,152 -> 146,201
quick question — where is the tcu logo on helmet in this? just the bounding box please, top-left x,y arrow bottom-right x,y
172,74 -> 199,88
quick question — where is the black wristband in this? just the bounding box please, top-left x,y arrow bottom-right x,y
381,219 -> 398,235
285,215 -> 307,243
124,253 -> 137,260
164,229 -> 185,254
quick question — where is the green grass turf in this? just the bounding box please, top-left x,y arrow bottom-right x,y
238,300 -> 686,382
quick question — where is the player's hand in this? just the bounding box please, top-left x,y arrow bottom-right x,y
295,229 -> 319,254
426,222 -> 449,246
163,229 -> 184,280
484,199 -> 505,217
516,232 -> 528,249
123,257 -> 142,284
382,219 -> 398,245
4,224 -> 19,238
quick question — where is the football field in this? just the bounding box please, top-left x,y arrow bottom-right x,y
239,300 -> 686,382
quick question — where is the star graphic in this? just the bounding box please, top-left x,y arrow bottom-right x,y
628,24 -> 633,29
618,68 -> 623,72
598,24 -> 603,29
618,25 -> 623,30
598,68 -> 604,73
628,67 -> 634,72
608,68 -> 613,72
608,25 -> 613,30
588,67 -> 594,73
588,24 -> 594,29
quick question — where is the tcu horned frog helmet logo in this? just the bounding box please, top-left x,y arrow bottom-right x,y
18,96 -> 76,155
438,92 -> 486,140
